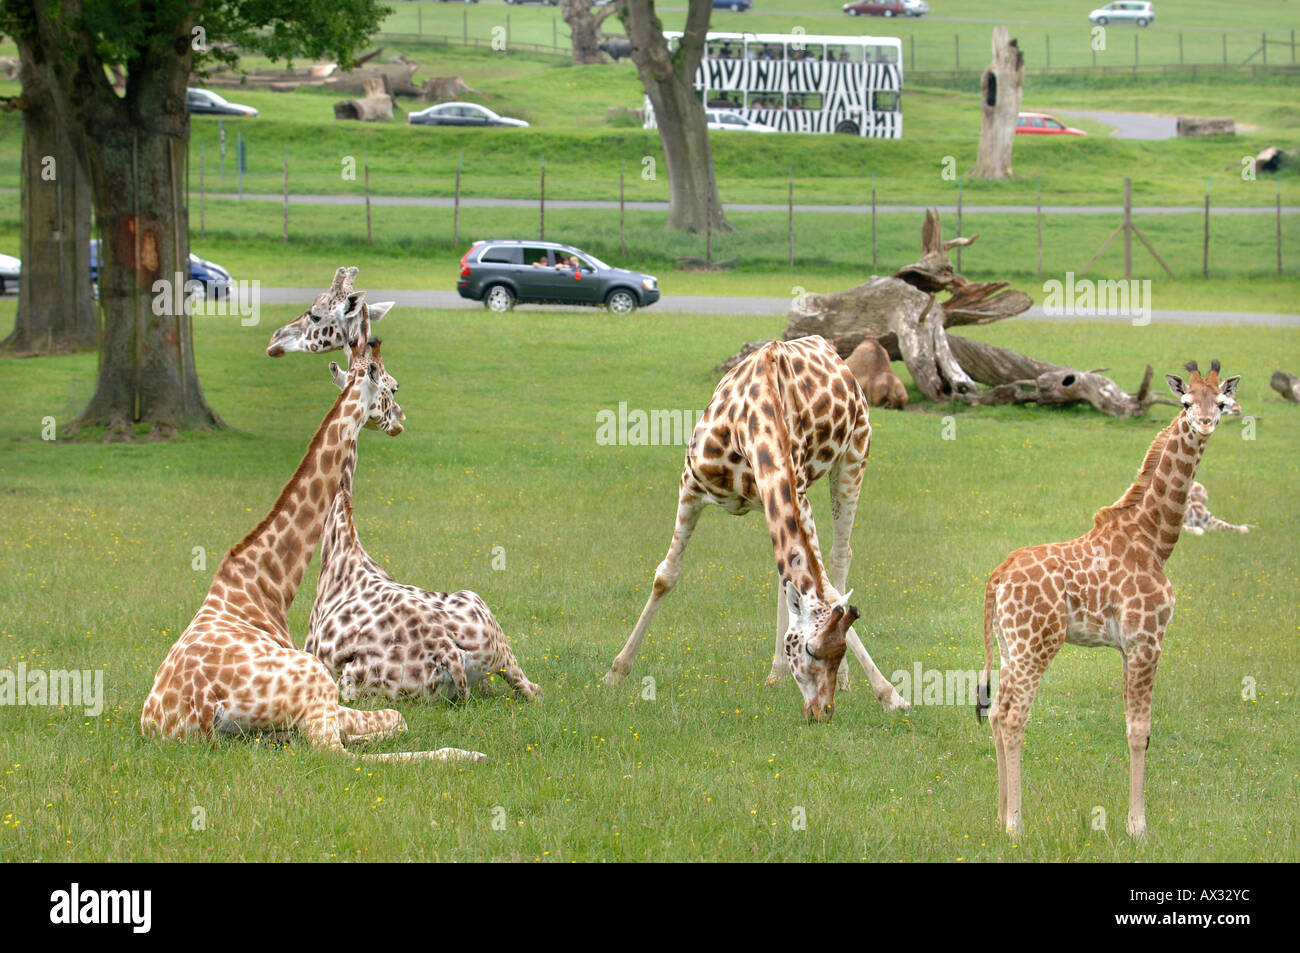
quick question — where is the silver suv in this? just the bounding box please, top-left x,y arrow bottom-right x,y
1089,2 -> 1155,26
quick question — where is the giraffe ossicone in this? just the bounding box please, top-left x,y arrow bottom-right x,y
604,335 -> 909,721
978,359 -> 1241,838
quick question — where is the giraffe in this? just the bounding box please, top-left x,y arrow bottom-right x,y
976,360 -> 1241,837
604,335 -> 910,721
141,327 -> 485,762
1182,481 -> 1251,535
305,343 -> 542,705
265,265 -> 394,358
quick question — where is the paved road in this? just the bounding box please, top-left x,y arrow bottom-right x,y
256,287 -> 1300,326
210,192 -> 1297,216
1053,110 -> 1184,140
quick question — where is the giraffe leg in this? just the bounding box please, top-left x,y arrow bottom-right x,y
826,454 -> 863,693
605,488 -> 706,685
337,706 -> 407,744
497,651 -> 542,701
1122,637 -> 1162,839
766,570 -> 791,686
993,704 -> 1008,829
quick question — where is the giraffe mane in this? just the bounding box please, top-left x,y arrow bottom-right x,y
1093,417 -> 1179,527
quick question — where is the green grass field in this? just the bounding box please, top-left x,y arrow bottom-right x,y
1,298 -> 1296,861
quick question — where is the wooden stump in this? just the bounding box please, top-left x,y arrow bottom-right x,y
969,27 -> 1024,181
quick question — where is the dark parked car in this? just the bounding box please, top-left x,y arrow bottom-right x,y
186,88 -> 259,117
408,102 -> 529,128
843,1 -> 905,15
457,240 -> 660,314
714,0 -> 752,9
90,240 -> 233,300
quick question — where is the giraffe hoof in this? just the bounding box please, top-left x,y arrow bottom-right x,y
882,692 -> 911,713
602,670 -> 626,687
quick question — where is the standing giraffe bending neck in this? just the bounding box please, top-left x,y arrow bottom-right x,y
605,336 -> 909,720
141,331 -> 484,762
978,360 -> 1240,837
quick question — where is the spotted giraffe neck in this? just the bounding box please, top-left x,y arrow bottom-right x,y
218,377 -> 369,623
751,351 -> 826,599
318,444 -> 387,596
1128,414 -> 1207,565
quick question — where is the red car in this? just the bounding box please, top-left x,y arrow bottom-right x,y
1016,112 -> 1087,136
843,1 -> 904,16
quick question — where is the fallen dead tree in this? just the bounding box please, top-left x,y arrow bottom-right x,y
717,209 -> 1172,417
334,78 -> 395,122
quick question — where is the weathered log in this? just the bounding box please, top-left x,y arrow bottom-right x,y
1176,116 -> 1234,137
1271,370 -> 1300,402
967,364 -> 1161,417
335,78 -> 394,122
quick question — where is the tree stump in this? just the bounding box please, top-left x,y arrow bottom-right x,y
334,77 -> 394,122
969,26 -> 1024,181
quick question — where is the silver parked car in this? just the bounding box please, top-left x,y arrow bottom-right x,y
0,252 -> 19,294
407,102 -> 529,128
1089,1 -> 1155,26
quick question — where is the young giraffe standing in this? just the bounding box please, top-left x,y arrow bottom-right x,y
605,335 -> 909,720
305,344 -> 541,704
141,332 -> 484,762
977,361 -> 1241,837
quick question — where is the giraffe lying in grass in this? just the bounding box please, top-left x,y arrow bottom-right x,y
1182,481 -> 1251,535
305,344 -> 541,705
977,360 -> 1240,837
141,323 -> 484,762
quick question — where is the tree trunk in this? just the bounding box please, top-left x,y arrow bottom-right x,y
621,0 -> 730,234
1271,370 -> 1300,402
969,26 -> 1023,181
17,0 -> 223,436
561,0 -> 621,65
2,40 -> 97,353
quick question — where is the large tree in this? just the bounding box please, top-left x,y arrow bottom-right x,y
0,52 -> 97,355
560,0 -> 623,65
619,0 -> 729,234
0,0 -> 388,437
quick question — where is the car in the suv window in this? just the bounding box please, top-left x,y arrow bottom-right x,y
457,240 -> 660,313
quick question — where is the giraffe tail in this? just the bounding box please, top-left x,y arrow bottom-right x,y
976,577 -> 996,723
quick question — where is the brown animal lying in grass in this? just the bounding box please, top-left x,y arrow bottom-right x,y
845,340 -> 908,410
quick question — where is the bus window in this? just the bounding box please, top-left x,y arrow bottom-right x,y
787,92 -> 822,111
707,39 -> 729,59
825,43 -> 863,63
747,91 -> 784,110
868,44 -> 900,65
872,90 -> 900,112
791,43 -> 824,62
754,43 -> 782,62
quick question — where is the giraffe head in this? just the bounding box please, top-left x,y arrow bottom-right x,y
330,339 -> 404,436
266,266 -> 394,357
1165,360 -> 1240,439
784,582 -> 857,723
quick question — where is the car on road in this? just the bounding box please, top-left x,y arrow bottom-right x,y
714,0 -> 752,11
186,88 -> 259,117
1015,112 -> 1087,136
457,240 -> 660,314
843,1 -> 905,17
706,109 -> 777,133
1088,1 -> 1155,26
408,102 -> 529,128
0,252 -> 19,294
89,240 -> 234,300
504,0 -> 555,5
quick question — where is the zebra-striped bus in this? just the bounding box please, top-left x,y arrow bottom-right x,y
645,32 -> 904,138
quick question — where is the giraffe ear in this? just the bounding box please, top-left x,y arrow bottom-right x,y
1219,375 -> 1241,399
785,581 -> 807,623
329,361 -> 347,389
368,301 -> 394,323
1165,374 -> 1186,398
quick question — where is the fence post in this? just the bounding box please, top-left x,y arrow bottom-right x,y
706,163 -> 714,268
788,166 -> 795,266
1202,179 -> 1209,278
1278,180 -> 1284,277
418,6 -> 422,36
219,118 -> 225,181
1123,176 -> 1132,280
871,171 -> 877,272
1222,32 -> 1227,66
1179,33 -> 1183,65
1045,34 -> 1050,70
1036,176 -> 1043,279
1292,28 -> 1296,64
1262,32 -> 1267,66
620,157 -> 626,257
199,141 -> 205,240
365,152 -> 372,247
507,13 -> 511,49
237,129 -> 243,200
539,152 -> 545,240
954,34 -> 959,70
553,19 -> 557,52
956,176 -> 963,272
1133,34 -> 1139,72
909,33 -> 914,68
282,146 -> 289,243
454,151 -> 462,247
463,10 -> 468,45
